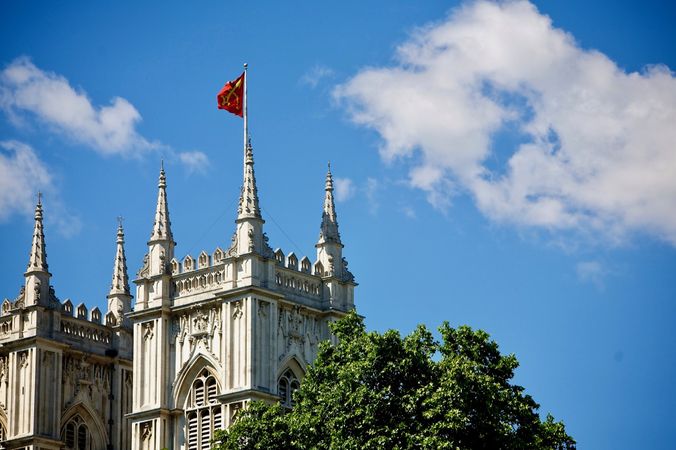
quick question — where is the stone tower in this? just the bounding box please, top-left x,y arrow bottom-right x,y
128,145 -> 356,450
0,198 -> 134,450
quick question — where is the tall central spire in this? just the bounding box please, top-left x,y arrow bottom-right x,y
237,140 -> 262,220
150,162 -> 174,243
318,163 -> 341,245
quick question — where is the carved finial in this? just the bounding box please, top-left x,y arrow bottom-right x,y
158,161 -> 166,189
116,216 -> 125,243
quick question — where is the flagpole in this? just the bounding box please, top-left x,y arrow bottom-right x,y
243,62 -> 248,175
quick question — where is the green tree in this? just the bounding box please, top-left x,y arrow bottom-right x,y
213,312 -> 575,450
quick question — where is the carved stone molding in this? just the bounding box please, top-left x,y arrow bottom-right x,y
232,301 -> 243,320
142,321 -> 154,341
141,421 -> 153,441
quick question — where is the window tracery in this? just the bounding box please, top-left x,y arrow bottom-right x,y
62,415 -> 90,450
185,370 -> 222,450
278,368 -> 300,408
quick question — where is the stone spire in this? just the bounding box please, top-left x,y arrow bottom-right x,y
149,162 -> 174,243
24,193 -> 51,306
318,163 -> 341,245
316,164 -> 347,281
237,140 -> 262,220
26,193 -> 49,274
232,139 -> 267,257
109,218 -> 130,296
315,164 -> 354,307
108,218 -> 132,326
143,163 -> 175,278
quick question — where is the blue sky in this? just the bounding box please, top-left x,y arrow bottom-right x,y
1,0 -> 675,448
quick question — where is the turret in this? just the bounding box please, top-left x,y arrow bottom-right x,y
24,193 -> 51,306
315,164 -> 345,278
146,162 -> 175,276
234,140 -> 266,255
107,218 -> 132,327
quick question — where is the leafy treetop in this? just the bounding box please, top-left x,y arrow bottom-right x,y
213,311 -> 575,450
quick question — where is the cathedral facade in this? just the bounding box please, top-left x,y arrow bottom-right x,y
0,142 -> 356,450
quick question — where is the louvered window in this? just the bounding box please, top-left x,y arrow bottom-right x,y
278,368 -> 300,408
187,412 -> 198,450
206,377 -> 217,403
62,415 -> 90,450
200,411 -> 211,448
194,380 -> 205,406
185,369 -> 222,449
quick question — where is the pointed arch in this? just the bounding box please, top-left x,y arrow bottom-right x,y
276,356 -> 305,408
276,354 -> 306,381
173,352 -> 223,408
60,402 -> 107,450
174,353 -> 224,450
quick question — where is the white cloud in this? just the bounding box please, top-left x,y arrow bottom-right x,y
0,57 -> 209,173
335,1 -> 676,245
0,140 -> 81,236
0,140 -> 52,221
334,177 -> 355,202
178,151 -> 209,174
0,57 -> 158,156
576,260 -> 608,290
300,65 -> 335,89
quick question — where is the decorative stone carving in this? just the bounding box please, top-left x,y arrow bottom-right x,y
137,254 -> 150,278
141,421 -> 153,441
232,301 -> 243,320
18,351 -> 29,369
142,322 -> 154,341
257,300 -> 268,318
247,229 -> 254,253
192,310 -> 209,335
277,306 -> 322,363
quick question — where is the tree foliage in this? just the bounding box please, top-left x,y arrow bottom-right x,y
213,312 -> 575,450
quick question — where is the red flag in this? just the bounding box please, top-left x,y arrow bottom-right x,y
217,72 -> 245,117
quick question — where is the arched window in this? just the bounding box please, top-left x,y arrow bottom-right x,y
62,415 -> 90,450
185,369 -> 222,450
0,422 -> 6,450
278,369 -> 300,408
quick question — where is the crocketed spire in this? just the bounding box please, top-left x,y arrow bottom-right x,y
26,193 -> 49,274
109,218 -> 130,296
318,163 -> 341,245
150,162 -> 174,243
237,140 -> 262,220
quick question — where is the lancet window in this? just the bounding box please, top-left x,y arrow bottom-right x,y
62,415 -> 90,450
185,370 -> 222,450
278,368 -> 300,408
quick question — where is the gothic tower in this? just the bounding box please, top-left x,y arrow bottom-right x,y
0,199 -> 133,450
129,145 -> 356,450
